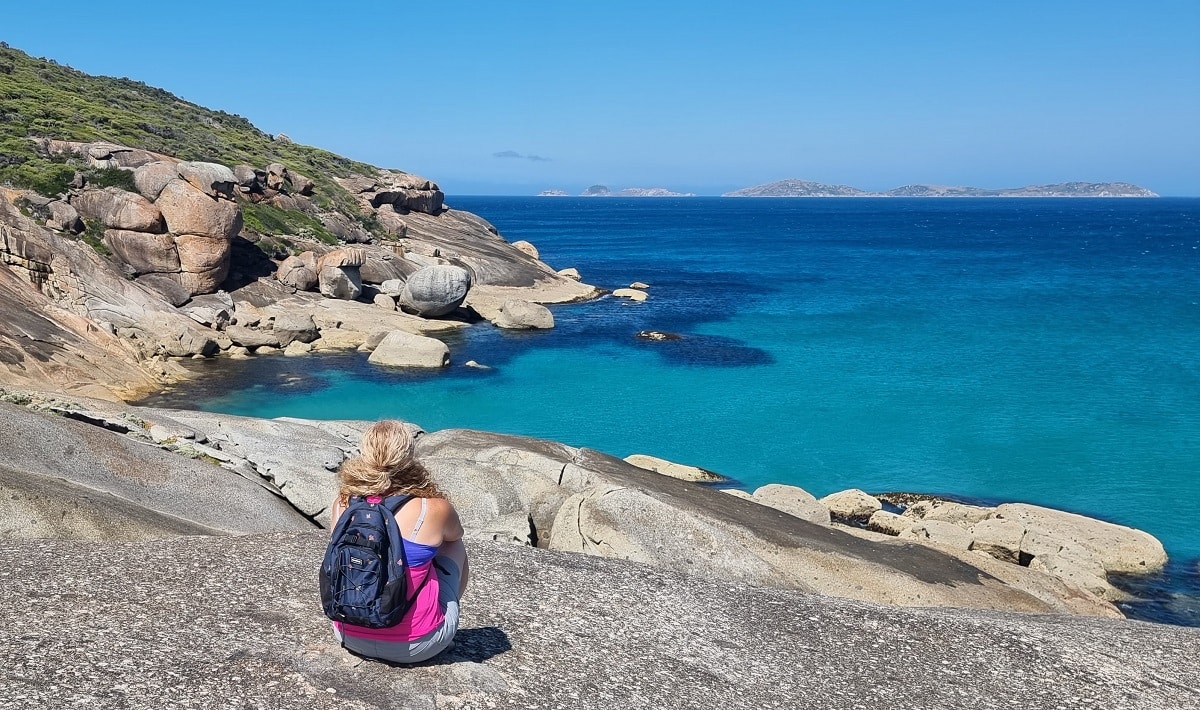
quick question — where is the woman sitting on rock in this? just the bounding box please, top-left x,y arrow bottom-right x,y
328,419 -> 468,664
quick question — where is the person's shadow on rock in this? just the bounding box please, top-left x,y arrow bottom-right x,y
352,626 -> 512,668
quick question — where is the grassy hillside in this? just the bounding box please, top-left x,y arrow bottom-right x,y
0,43 -> 376,219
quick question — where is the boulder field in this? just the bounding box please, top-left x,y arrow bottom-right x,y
0,141 -> 601,400
0,396 -> 1197,708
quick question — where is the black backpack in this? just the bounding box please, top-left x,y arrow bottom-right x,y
319,494 -> 429,628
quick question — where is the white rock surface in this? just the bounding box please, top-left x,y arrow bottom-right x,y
623,454 -> 724,482
752,484 -> 831,525
367,330 -> 450,368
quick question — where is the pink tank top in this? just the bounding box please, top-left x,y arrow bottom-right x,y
333,496 -> 445,641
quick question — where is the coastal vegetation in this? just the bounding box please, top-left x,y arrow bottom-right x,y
0,44 -> 371,219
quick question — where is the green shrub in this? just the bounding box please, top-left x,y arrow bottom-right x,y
87,166 -> 137,191
241,202 -> 337,245
79,218 -> 112,256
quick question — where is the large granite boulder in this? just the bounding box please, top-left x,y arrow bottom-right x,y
271,312 -> 319,346
224,325 -> 282,349
177,161 -> 237,198
319,214 -> 371,244
752,483 -> 832,525
495,299 -> 554,329
820,488 -> 882,524
154,179 -> 242,239
132,161 -> 180,201
232,164 -> 261,190
317,265 -> 362,300
275,252 -> 318,291
134,273 -> 191,307
623,453 -> 724,482
367,330 -> 450,368
287,171 -> 315,196
399,264 -> 472,317
46,200 -> 83,233
175,234 -> 231,295
102,229 -> 181,274
71,188 -> 165,232
969,518 -> 1025,564
995,503 -> 1167,574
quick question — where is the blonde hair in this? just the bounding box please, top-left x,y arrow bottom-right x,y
337,420 -> 441,501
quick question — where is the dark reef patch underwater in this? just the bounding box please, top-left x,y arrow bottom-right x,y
142,196 -> 1200,626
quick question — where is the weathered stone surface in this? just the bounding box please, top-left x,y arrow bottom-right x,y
283,341 -> 312,357
71,187 -> 165,232
175,233 -> 230,272
46,200 -> 83,233
132,161 -> 180,200
495,298 -> 554,329
133,408 -> 358,522
378,278 -> 404,296
225,325 -> 282,349
400,264 -> 472,317
923,501 -> 994,527
820,488 -> 882,523
155,179 -> 242,239
630,281 -> 650,289
179,267 -> 229,296
623,453 -> 724,482
134,273 -> 191,307
557,267 -> 581,280
271,313 -> 319,346
319,213 -> 370,244
969,518 -> 1026,563
612,287 -> 648,302
752,483 -> 832,525
900,520 -> 974,550
511,240 -> 539,259
317,265 -> 362,300
367,330 -> 450,368
177,161 -> 237,198
373,293 -> 396,310
1029,550 -> 1124,601
994,502 -> 1167,574
276,253 -> 318,291
868,510 -> 913,536
232,164 -> 260,189
0,404 -> 309,539
265,162 -> 288,190
317,247 -> 366,269
287,171 -> 315,196
2,532 -> 1195,710
103,229 -> 180,274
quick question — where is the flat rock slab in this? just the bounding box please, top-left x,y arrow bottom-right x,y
0,533 -> 1197,710
0,403 -> 310,537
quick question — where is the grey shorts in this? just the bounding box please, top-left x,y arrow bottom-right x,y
335,556 -> 462,664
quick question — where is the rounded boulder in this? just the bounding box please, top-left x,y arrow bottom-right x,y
399,265 -> 472,318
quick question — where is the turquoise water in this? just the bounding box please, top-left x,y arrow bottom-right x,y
151,197 -> 1200,619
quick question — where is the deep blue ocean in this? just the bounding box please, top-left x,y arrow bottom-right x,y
151,197 -> 1200,624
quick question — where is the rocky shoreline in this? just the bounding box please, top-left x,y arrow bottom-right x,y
1,387 -> 1198,707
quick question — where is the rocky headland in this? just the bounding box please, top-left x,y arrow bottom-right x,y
724,179 -> 1159,198
2,45 -> 1198,708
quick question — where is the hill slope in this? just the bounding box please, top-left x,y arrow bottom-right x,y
0,44 -> 370,215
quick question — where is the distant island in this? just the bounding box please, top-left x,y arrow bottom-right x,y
723,179 -> 1158,198
543,185 -> 695,197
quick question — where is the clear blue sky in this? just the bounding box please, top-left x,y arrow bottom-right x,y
4,2 -> 1198,195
